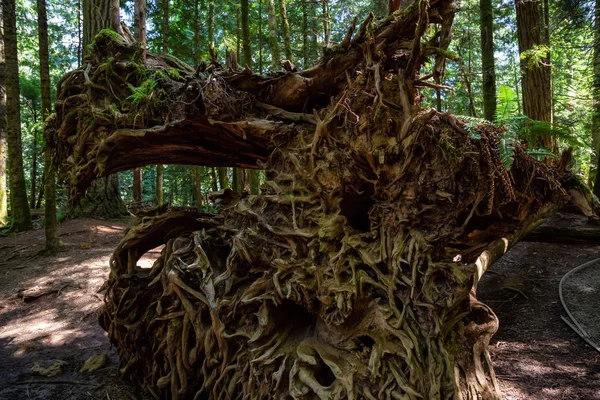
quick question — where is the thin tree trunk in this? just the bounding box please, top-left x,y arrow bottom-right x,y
302,0 -> 308,68
37,0 -> 58,247
232,168 -> 242,193
109,0 -> 124,37
210,167 -> 218,191
37,0 -> 57,248
514,0 -> 552,147
480,0 -> 496,121
162,0 -> 169,54
134,0 -> 146,62
133,168 -> 142,201
30,115 -> 38,209
132,0 -> 146,201
77,0 -> 82,67
3,0 -> 31,231
242,0 -> 251,68
217,167 -> 228,189
279,0 -> 292,61
156,165 -> 164,205
322,0 -> 330,46
194,166 -> 203,210
593,0 -> 600,197
258,0 -> 263,73
0,5 -> 7,227
248,170 -> 260,194
310,0 -> 319,60
194,0 -> 200,66
265,0 -> 280,70
208,0 -> 215,61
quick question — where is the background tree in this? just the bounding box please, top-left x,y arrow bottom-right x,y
480,0 -> 496,121
70,0 -> 126,218
0,4 -> 7,227
265,0 -> 280,70
3,0 -> 31,231
515,0 -> 553,147
279,0 -> 292,61
37,0 -> 59,249
593,0 -> 600,196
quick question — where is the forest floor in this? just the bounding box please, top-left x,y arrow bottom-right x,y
0,214 -> 598,400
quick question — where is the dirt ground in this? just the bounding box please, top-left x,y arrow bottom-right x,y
0,214 -> 599,399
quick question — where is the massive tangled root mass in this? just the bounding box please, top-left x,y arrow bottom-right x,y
49,0 -> 574,399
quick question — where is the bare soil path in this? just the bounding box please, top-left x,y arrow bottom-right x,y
0,214 -> 598,399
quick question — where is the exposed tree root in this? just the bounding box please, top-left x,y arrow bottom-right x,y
49,1 -> 584,399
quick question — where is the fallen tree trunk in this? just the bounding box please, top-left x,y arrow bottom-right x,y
50,1 -> 582,399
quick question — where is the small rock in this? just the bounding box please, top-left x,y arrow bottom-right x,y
30,360 -> 68,377
80,353 -> 108,373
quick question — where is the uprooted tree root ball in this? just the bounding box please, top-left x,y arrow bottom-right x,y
48,0 -> 580,398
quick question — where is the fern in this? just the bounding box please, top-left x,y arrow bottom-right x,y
127,79 -> 158,109
496,85 -> 519,122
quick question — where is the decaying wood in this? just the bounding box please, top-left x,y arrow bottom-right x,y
50,0 -> 583,399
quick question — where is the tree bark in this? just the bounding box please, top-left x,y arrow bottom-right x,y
133,168 -> 142,201
242,0 -> 251,68
133,0 -> 146,62
593,0 -> 600,197
161,0 -> 169,54
514,0 -> 552,146
3,0 -> 31,231
76,0 -> 127,219
302,0 -> 308,68
156,165 -> 164,205
279,0 -> 292,61
265,0 -> 280,70
30,118 -> 38,209
0,4 -> 7,227
208,0 -> 215,61
132,0 -> 146,203
480,0 -> 496,121
322,0 -> 330,46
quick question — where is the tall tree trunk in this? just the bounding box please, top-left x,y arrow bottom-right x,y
3,0 -> 31,231
322,0 -> 330,46
161,0 -> 169,54
279,0 -> 292,61
134,0 -> 146,62
77,0 -> 126,218
259,0 -> 263,73
302,0 -> 308,68
265,0 -> 280,70
194,166 -> 203,210
37,0 -> 58,248
232,168 -> 242,193
242,0 -> 251,68
217,167 -> 228,189
133,168 -> 142,201
593,0 -> 600,197
156,165 -> 164,205
210,167 -> 218,191
480,0 -> 496,121
132,0 -> 146,201
208,0 -> 215,61
30,113 -> 38,209
77,0 -> 82,67
248,170 -> 260,194
514,0 -> 552,147
310,0 -> 319,60
194,0 -> 200,66
0,5 -> 7,227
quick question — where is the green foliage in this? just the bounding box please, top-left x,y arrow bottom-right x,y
127,79 -> 159,109
520,44 -> 550,70
495,85 -> 519,122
